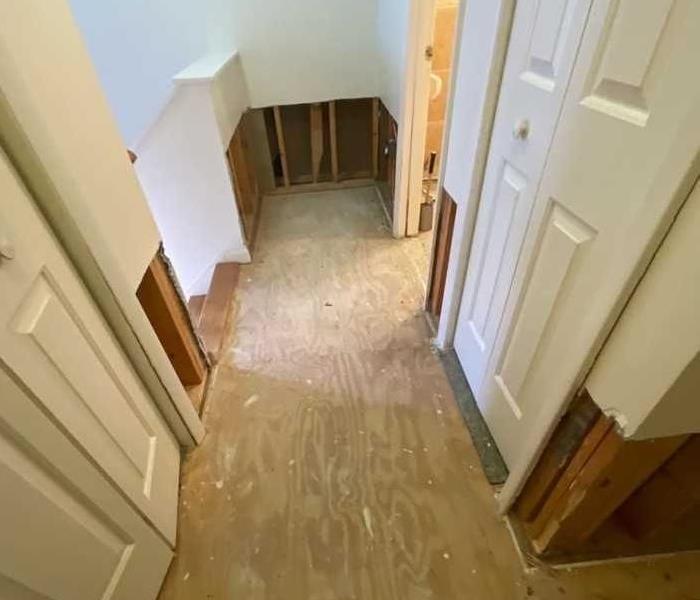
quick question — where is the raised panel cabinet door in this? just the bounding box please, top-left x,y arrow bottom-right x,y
0,364 -> 173,600
454,0 -> 592,397
478,0 -> 700,467
0,148 -> 180,543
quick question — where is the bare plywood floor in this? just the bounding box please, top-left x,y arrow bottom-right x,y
159,187 -> 700,600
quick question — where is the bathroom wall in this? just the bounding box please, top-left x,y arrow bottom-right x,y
424,0 -> 460,177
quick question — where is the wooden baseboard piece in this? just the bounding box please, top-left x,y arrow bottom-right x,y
265,178 -> 376,196
198,262 -> 240,362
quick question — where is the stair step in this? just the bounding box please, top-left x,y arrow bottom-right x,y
187,294 -> 206,329
198,262 -> 240,361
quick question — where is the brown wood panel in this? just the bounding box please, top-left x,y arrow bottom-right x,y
618,436 -> 700,540
427,189 -> 457,317
198,262 -> 240,362
526,415 -> 613,542
187,295 -> 206,329
515,392 -> 600,522
227,120 -> 262,246
137,254 -> 206,387
535,428 -> 687,553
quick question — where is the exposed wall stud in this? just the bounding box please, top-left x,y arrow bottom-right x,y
329,101 -> 339,182
310,103 -> 324,183
272,105 -> 291,187
372,97 -> 379,178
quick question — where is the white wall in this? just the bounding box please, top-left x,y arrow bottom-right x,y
587,180 -> 700,440
228,0 -> 381,108
135,53 -> 251,297
1,0 -> 161,292
68,0 -> 237,146
375,0 -> 412,121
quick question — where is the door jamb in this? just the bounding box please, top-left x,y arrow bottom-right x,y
393,0 -> 436,238
428,0 -> 516,352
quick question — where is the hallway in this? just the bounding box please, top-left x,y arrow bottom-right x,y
158,188 -> 700,600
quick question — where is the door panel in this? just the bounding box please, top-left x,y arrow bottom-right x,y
454,0 -> 592,397
485,203 -> 596,448
478,0 -> 700,467
0,364 -> 172,600
12,274 -> 155,489
0,149 -> 179,542
580,0 -> 675,127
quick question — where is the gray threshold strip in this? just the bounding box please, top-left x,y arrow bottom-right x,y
439,349 -> 509,485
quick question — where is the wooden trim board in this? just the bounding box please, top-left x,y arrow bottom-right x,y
515,392 -> 600,522
329,101 -> 339,182
265,178 -> 377,196
427,188 -> 457,317
198,262 -> 240,362
137,254 -> 207,387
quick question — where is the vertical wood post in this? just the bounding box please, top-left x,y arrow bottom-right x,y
310,103 -> 324,183
272,105 -> 290,187
329,101 -> 339,182
372,97 -> 379,179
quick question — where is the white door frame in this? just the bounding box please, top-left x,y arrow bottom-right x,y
429,0 -> 516,353
0,0 -> 204,448
392,0 -> 436,238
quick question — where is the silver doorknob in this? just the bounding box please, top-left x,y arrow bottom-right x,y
0,241 -> 15,261
513,119 -> 530,141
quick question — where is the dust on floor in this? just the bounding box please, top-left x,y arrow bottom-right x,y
158,187 -> 700,600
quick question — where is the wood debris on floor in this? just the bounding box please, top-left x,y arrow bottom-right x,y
158,187 -> 700,600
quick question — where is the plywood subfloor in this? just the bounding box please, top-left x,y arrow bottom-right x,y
158,187 -> 700,600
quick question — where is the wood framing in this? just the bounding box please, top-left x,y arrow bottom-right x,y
618,436 -> 700,540
227,119 -> 262,246
515,392 -> 600,522
262,98 -> 378,194
513,392 -> 700,559
137,254 -> 207,387
310,102 -> 324,183
272,105 -> 291,187
198,262 -> 240,362
372,97 -> 379,178
329,101 -> 339,181
427,188 -> 457,317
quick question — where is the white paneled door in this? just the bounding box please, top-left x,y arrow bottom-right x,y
0,148 -> 180,596
0,365 -> 173,600
454,1 -> 592,398
456,0 -> 700,470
